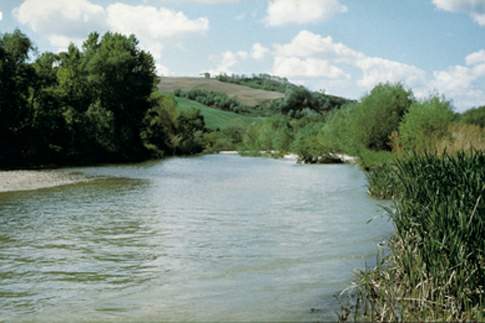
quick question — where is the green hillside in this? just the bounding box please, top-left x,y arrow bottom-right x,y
175,97 -> 261,130
160,77 -> 284,107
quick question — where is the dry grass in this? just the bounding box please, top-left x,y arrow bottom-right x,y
436,123 -> 485,153
159,77 -> 284,107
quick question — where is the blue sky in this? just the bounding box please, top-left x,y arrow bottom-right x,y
1,0 -> 485,111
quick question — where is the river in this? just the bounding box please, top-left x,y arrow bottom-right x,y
0,154 -> 393,322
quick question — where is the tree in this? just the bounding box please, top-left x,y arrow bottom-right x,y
352,83 -> 414,151
175,110 -> 207,155
398,97 -> 456,152
0,29 -> 36,165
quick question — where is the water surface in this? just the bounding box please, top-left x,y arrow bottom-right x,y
0,155 -> 392,322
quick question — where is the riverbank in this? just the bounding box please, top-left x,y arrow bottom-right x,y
340,152 -> 485,322
220,151 -> 357,164
0,170 -> 88,193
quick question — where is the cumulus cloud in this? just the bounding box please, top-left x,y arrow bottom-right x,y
180,0 -> 239,3
426,60 -> 485,110
106,3 -> 208,62
251,43 -> 269,60
209,50 -> 249,74
265,0 -> 347,26
466,49 -> 485,65
273,56 -> 349,78
209,43 -> 270,74
14,0 -> 106,44
273,30 -> 425,90
270,30 -> 485,110
433,0 -> 485,26
14,0 -> 209,74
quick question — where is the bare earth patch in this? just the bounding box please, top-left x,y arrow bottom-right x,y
159,77 -> 284,107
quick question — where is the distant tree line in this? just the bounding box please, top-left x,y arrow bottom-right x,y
216,73 -> 292,93
0,29 -> 207,168
174,88 -> 249,114
240,83 -> 485,166
216,74 -> 352,118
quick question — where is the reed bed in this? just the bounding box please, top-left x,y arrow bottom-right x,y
342,151 -> 485,321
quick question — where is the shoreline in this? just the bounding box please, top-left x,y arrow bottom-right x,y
218,150 -> 357,164
0,152 -> 357,193
0,170 -> 89,194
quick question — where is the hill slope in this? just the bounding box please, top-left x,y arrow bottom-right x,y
160,77 -> 284,107
175,97 -> 260,130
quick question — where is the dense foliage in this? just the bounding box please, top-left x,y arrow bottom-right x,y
0,30 -> 207,167
216,73 -> 293,93
460,105 -> 485,128
271,86 -> 350,118
396,97 -> 456,153
216,74 -> 351,118
174,88 -> 249,114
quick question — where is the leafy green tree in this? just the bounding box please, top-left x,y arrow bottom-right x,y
352,83 -> 414,150
398,97 -> 456,152
460,106 -> 485,128
0,29 -> 36,165
175,110 -> 207,155
84,32 -> 158,159
141,95 -> 178,156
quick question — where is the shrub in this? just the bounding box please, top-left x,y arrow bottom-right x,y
352,83 -> 414,151
460,105 -> 485,128
397,96 -> 456,153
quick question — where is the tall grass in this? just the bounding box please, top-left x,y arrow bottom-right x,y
343,152 -> 485,321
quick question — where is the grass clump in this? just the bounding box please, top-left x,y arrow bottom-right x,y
342,151 -> 485,321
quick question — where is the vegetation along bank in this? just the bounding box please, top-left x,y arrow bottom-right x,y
2,27 -> 485,320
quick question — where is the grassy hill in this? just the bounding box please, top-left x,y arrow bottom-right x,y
175,97 -> 261,130
160,77 -> 284,107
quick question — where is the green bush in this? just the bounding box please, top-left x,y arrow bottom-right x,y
397,97 -> 456,153
174,88 -> 248,113
352,83 -> 414,151
460,105 -> 485,128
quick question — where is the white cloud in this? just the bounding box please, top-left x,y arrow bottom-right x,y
265,0 -> 347,26
106,4 -> 208,40
106,3 -> 208,61
466,49 -> 485,65
48,35 -> 84,52
355,57 -> 426,89
273,56 -> 349,78
210,30 -> 484,109
209,50 -> 249,74
272,30 -> 425,90
14,0 -> 209,74
433,0 -> 485,26
14,0 -> 106,42
251,43 -> 269,60
0,10 -> 3,21
180,0 -> 239,3
209,43 -> 270,74
273,30 -> 361,60
426,63 -> 485,110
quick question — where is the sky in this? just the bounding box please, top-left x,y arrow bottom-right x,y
1,0 -> 485,111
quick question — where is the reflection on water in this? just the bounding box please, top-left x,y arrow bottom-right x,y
0,155 -> 392,322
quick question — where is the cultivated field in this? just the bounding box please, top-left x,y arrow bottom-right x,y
159,77 -> 284,107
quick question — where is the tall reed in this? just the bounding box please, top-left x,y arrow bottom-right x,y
343,151 -> 485,321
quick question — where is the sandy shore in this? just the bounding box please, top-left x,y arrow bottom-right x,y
0,170 -> 88,193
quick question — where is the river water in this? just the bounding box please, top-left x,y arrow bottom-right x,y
0,154 -> 392,322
